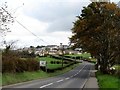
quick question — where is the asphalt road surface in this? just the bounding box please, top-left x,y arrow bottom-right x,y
2,61 -> 95,89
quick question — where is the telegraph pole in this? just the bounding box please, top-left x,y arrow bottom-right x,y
60,43 -> 64,69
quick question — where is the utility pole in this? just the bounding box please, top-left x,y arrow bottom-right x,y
60,43 -> 64,69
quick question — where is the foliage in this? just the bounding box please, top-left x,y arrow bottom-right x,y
70,2 -> 120,74
2,51 -> 39,73
0,3 -> 14,35
19,50 -> 36,58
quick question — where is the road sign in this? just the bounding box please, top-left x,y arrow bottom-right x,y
40,61 -> 47,67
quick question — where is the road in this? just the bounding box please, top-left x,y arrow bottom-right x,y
2,62 -> 95,89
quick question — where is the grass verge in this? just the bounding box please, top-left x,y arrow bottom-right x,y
96,71 -> 120,89
2,63 -> 80,86
114,65 -> 120,70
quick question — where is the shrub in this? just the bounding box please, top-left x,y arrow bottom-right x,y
56,61 -> 60,64
26,59 -> 39,71
15,59 -> 27,72
64,61 -> 68,64
2,52 -> 18,73
50,61 -> 54,64
2,58 -> 16,73
2,52 -> 39,73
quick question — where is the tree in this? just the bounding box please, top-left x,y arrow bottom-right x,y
70,2 -> 120,74
0,2 -> 14,36
3,40 -> 18,53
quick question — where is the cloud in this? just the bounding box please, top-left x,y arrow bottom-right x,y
22,1 -> 90,33
46,15 -> 74,32
0,0 -> 91,47
23,1 -> 89,22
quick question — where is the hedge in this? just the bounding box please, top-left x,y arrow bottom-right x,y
2,53 -> 39,73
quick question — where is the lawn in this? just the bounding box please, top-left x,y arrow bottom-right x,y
96,71 -> 120,89
2,63 -> 79,86
65,53 -> 91,59
37,56 -> 69,69
65,53 -> 97,63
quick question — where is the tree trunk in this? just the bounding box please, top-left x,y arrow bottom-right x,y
100,57 -> 109,74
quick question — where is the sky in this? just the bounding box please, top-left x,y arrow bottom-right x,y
0,0 -> 119,48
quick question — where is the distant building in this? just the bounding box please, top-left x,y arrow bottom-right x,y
18,44 -> 70,56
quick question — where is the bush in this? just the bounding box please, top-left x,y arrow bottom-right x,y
56,61 -> 60,64
2,52 -> 18,73
64,61 -> 68,64
50,61 -> 54,64
15,59 -> 27,72
2,59 -> 16,73
26,59 -> 39,71
2,52 -> 39,73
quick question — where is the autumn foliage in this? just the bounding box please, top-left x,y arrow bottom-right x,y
70,2 -> 120,74
2,51 -> 39,73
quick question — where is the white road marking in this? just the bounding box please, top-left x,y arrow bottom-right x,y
56,79 -> 64,82
70,75 -> 74,78
39,64 -> 87,88
79,65 -> 86,72
65,77 -> 70,80
73,65 -> 86,77
74,74 -> 77,76
40,83 -> 53,88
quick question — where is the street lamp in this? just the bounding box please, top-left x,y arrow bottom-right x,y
60,43 -> 64,69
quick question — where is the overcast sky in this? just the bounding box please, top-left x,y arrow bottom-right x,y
0,0 -> 119,48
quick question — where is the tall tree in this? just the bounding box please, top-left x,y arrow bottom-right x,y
70,2 -> 120,74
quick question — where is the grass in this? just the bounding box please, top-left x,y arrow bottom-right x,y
114,65 -> 120,70
96,71 -> 120,89
37,56 -> 69,69
65,53 -> 91,59
65,53 -> 97,63
2,63 -> 80,86
38,56 -> 62,62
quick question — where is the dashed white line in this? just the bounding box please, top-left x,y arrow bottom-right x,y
65,77 -> 70,80
40,83 -> 53,88
39,65 -> 86,88
74,74 -> 77,76
56,79 -> 64,82
79,65 -> 86,72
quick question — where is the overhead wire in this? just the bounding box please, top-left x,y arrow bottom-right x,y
1,6 -> 49,45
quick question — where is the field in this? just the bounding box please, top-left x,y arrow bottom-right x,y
65,53 -> 97,63
37,56 -> 70,69
65,53 -> 91,59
